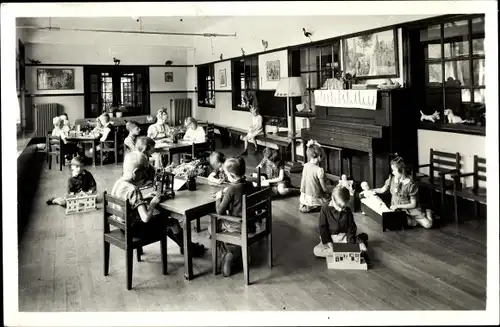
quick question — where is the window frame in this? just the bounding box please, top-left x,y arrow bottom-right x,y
231,55 -> 259,112
197,64 -> 215,108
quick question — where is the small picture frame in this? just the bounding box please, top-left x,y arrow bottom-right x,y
164,72 -> 173,83
266,60 -> 280,81
219,68 -> 227,87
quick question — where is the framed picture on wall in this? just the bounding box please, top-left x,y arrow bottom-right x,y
266,60 -> 280,81
165,72 -> 174,82
219,69 -> 227,87
343,28 -> 399,79
37,68 -> 75,90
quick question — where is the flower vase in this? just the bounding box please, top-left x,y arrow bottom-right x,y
187,176 -> 197,191
116,112 -> 123,118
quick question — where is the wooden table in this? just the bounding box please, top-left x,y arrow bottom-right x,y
142,177 -> 224,280
154,140 -> 208,164
66,134 -> 100,166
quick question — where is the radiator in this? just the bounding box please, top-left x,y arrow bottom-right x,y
168,98 -> 192,126
34,103 -> 61,137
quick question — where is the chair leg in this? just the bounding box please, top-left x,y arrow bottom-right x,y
211,217 -> 218,275
454,194 -> 459,225
114,149 -> 118,165
126,249 -> 133,290
104,241 -> 110,276
59,153 -> 63,171
242,245 -> 249,286
136,247 -> 142,262
267,234 -> 273,268
48,154 -> 52,170
196,218 -> 201,233
160,238 -> 168,275
100,148 -> 104,166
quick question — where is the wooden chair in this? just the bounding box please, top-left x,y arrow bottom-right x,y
46,131 -> 64,171
451,155 -> 486,223
100,128 -> 119,165
209,187 -> 272,286
103,191 -> 168,290
414,149 -> 461,216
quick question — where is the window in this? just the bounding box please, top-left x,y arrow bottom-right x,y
418,16 -> 485,133
232,56 -> 258,111
298,41 -> 341,113
197,64 -> 215,107
84,66 -> 149,118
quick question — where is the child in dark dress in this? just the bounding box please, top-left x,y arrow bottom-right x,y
46,156 -> 97,207
256,148 -> 299,197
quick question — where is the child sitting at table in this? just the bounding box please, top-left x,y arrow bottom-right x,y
147,108 -> 171,141
210,157 -> 257,277
111,151 -> 205,256
299,140 -> 331,213
89,113 -> 115,162
46,156 -> 97,207
207,151 -> 227,184
313,186 -> 368,258
124,121 -> 141,153
240,106 -> 263,156
134,136 -> 157,182
91,117 -> 104,135
256,148 -> 299,197
183,117 -> 206,143
51,116 -> 78,162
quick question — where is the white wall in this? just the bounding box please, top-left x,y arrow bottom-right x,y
418,130 -> 486,188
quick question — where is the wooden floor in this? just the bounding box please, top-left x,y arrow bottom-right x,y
18,144 -> 487,311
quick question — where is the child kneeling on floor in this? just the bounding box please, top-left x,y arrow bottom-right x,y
256,148 -> 299,197
209,157 -> 258,277
111,151 -> 205,257
46,156 -> 97,207
313,186 -> 368,258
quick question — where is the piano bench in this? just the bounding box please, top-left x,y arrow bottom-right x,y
360,201 -> 406,232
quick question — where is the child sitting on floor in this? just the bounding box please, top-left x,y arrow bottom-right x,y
256,148 -> 299,197
240,106 -> 263,156
313,186 -> 368,258
124,121 -> 141,153
111,151 -> 205,256
207,151 -> 227,184
299,140 -> 331,213
46,156 -> 97,207
209,157 -> 257,277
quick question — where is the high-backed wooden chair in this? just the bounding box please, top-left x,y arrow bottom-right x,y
46,131 -> 64,171
451,155 -> 486,223
100,128 -> 119,165
209,187 -> 272,286
415,149 -> 461,216
103,191 -> 168,290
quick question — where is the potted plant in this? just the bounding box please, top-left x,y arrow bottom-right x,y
164,159 -> 206,191
116,105 -> 125,118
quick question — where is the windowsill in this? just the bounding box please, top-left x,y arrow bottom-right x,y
198,104 -> 215,108
17,130 -> 36,159
233,106 -> 251,112
419,121 -> 485,136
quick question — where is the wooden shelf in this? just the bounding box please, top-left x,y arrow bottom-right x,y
295,111 -> 315,118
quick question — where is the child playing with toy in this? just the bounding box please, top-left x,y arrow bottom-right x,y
207,151 -> 227,184
359,181 -> 392,215
299,140 -> 331,213
256,147 -> 299,197
313,186 -> 368,258
367,156 -> 434,228
124,121 -> 141,153
183,117 -> 206,143
240,106 -> 263,156
46,156 -> 97,207
111,151 -> 205,256
210,157 -> 258,277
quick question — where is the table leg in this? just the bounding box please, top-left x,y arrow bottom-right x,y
368,151 -> 375,188
183,216 -> 193,280
92,140 -> 96,167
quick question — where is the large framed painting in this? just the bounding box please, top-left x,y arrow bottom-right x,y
37,68 -> 75,90
343,28 -> 399,79
266,60 -> 280,81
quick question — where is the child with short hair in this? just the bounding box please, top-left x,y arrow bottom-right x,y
299,140 -> 330,213
111,152 -> 205,256
92,117 -> 104,135
134,136 -> 157,183
124,121 -> 141,153
183,117 -> 206,143
51,116 -> 79,161
240,106 -> 263,156
257,148 -> 299,197
147,108 -> 171,141
61,114 -> 71,132
313,186 -> 368,258
369,156 -> 433,228
211,157 -> 257,277
207,151 -> 227,184
89,113 -> 115,161
46,156 -> 97,207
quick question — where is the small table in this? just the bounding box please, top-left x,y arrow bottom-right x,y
66,134 -> 100,166
154,140 -> 208,164
142,177 -> 224,280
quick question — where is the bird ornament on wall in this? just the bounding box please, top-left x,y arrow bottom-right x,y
27,58 -> 41,65
165,60 -> 173,66
220,53 -> 223,60
113,57 -> 121,65
303,28 -> 313,42
241,48 -> 246,56
262,39 -> 269,51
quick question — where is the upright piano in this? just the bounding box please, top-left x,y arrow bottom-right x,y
301,89 -> 417,188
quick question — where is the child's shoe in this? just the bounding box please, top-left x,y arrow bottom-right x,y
222,252 -> 234,277
46,197 -> 55,205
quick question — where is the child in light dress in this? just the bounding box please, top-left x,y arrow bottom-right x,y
299,140 -> 331,213
183,117 -> 206,143
240,106 -> 263,156
256,148 -> 299,197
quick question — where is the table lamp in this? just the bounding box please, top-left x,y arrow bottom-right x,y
274,77 -> 307,173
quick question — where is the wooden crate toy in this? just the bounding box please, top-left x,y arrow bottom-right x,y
154,169 -> 175,199
327,243 -> 368,270
65,192 -> 98,215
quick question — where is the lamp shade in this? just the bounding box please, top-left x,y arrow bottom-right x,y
274,77 -> 307,97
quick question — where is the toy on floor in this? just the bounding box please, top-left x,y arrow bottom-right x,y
444,109 -> 475,124
153,168 -> 175,199
420,110 -> 440,123
359,181 -> 392,215
326,243 -> 368,270
65,191 -> 98,215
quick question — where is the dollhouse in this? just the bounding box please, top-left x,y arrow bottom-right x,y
65,192 -> 98,215
326,243 -> 368,270
153,169 -> 175,199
